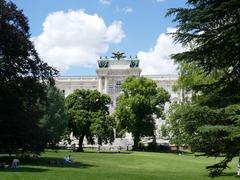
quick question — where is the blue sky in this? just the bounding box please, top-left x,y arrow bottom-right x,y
12,0 -> 186,76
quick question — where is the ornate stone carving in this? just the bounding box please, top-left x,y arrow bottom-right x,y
130,60 -> 139,68
98,60 -> 109,68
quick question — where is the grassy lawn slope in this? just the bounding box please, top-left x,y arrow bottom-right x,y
0,150 -> 239,180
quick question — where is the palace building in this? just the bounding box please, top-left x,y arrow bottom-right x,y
55,52 -> 179,146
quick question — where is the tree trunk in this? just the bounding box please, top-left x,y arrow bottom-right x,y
176,144 -> 180,153
133,136 -> 140,151
76,135 -> 84,152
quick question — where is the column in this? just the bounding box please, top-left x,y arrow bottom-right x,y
104,76 -> 108,94
98,77 -> 102,92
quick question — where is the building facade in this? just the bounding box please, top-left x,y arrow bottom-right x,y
55,52 -> 179,145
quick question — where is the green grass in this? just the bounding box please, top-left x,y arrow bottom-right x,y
0,150 -> 239,180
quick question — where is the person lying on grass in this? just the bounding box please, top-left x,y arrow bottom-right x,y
48,155 -> 73,166
63,155 -> 72,164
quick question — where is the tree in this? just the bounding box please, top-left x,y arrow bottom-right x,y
65,89 -> 115,152
166,102 -> 191,153
160,124 -> 168,138
115,76 -> 170,150
166,63 -> 206,151
40,86 -> 68,149
0,0 -> 57,154
90,115 -> 115,146
167,0 -> 240,176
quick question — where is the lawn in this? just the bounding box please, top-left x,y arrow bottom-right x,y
0,150 -> 239,180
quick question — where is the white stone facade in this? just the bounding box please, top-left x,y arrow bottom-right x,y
55,53 -> 179,145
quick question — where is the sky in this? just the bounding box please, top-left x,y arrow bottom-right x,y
12,0 -> 186,76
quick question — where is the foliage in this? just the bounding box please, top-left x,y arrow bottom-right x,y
65,89 -> 115,152
166,103 -> 191,150
167,0 -> 240,176
0,0 -> 57,154
90,114 -> 115,145
115,76 -> 170,150
40,86 -> 68,149
160,124 -> 168,138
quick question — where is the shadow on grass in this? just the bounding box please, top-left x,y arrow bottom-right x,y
201,172 -> 240,179
82,151 -> 133,154
131,150 -> 193,156
0,167 -> 48,173
0,156 -> 95,169
221,172 -> 240,178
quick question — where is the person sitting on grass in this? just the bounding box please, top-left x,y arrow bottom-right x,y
0,162 -> 5,168
11,159 -> 20,168
0,162 -> 10,168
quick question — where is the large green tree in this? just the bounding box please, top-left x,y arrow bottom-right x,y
165,103 -> 190,152
167,0 -> 240,176
115,76 -> 170,150
165,63 -> 207,151
0,0 -> 57,154
65,89 -> 115,152
40,86 -> 68,149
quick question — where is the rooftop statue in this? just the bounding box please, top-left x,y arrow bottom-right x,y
111,51 -> 126,60
130,60 -> 139,68
98,60 -> 108,68
98,51 -> 139,68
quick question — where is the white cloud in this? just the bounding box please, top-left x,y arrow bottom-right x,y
156,0 -> 165,2
106,21 -> 125,43
116,7 -> 133,14
122,7 -> 133,14
138,27 -> 185,75
33,10 -> 125,72
99,0 -> 111,5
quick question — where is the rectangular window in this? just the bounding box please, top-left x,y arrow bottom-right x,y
115,81 -> 121,93
108,84 -> 114,93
